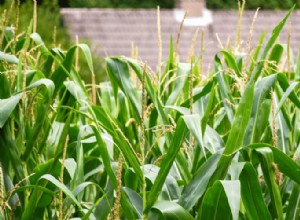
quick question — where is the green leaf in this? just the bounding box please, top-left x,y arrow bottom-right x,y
221,181 -> 241,220
215,56 -> 234,123
180,79 -> 215,108
143,165 -> 180,200
0,73 -> 10,98
179,150 -> 223,210
277,73 -> 300,109
286,184 -> 300,220
272,91 -> 291,153
255,147 -> 283,220
210,80 -> 255,183
165,63 -> 190,106
90,106 -> 143,182
123,187 -> 143,218
64,81 -> 88,106
148,201 -> 194,220
239,163 -> 272,220
0,51 -> 19,64
244,74 -> 277,145
197,181 -> 237,220
145,116 -> 189,213
201,83 -> 215,135
0,93 -> 22,128
106,57 -> 141,123
276,81 -> 300,114
27,78 -> 55,99
249,144 -> 300,185
251,6 -> 294,81
40,174 -> 81,208
30,33 -> 49,55
219,50 -> 242,77
76,43 -> 94,73
182,114 -> 205,153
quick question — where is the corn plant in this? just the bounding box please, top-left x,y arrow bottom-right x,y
0,3 -> 300,220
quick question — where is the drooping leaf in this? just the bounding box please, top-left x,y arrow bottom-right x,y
40,174 -> 81,209
0,93 -> 22,128
148,201 -> 194,220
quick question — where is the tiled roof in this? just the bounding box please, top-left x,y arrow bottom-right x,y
61,8 -> 300,72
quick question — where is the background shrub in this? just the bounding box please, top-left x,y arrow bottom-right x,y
67,0 -> 300,9
206,0 -> 300,10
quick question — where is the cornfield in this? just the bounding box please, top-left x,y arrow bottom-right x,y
0,3 -> 300,220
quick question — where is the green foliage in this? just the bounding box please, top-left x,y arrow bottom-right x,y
207,0 -> 300,9
1,0 -> 69,48
67,0 -> 300,9
0,0 -> 106,83
69,0 -> 174,8
0,2 -> 300,220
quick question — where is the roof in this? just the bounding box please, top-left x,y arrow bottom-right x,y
61,8 -> 300,73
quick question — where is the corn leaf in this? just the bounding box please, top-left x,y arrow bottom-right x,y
239,163 -> 272,220
0,93 -> 22,128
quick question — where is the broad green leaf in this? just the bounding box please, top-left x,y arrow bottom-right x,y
210,80 -> 254,183
0,124 -> 26,182
40,174 -> 81,208
90,125 -> 117,186
165,63 -> 190,106
94,180 -> 114,220
76,43 -> 94,73
215,56 -> 234,123
277,73 -> 300,108
255,147 -> 283,220
286,184 -> 300,220
249,144 -> 300,185
64,81 -> 88,106
30,33 -> 49,55
71,126 -> 88,199
179,150 -> 223,211
0,50 -> 19,64
106,57 -> 141,123
26,78 -> 55,99
267,44 -> 284,74
123,187 -> 143,218
125,57 -> 192,182
273,93 -> 291,153
197,181 -> 233,220
244,74 -> 277,145
0,73 -> 10,98
148,201 -> 194,220
90,106 -> 143,182
201,83 -> 215,135
142,165 -> 180,200
203,125 -> 224,152
182,114 -> 205,153
222,181 -> 241,220
251,6 -> 294,81
180,79 -> 215,108
239,163 -> 272,220
276,81 -> 300,114
219,50 -> 242,77
0,93 -> 22,128
145,116 -> 189,213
